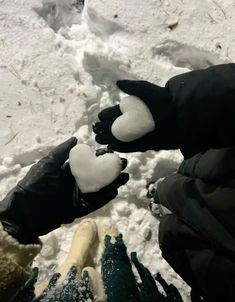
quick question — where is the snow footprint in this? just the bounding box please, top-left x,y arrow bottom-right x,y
34,0 -> 84,32
152,40 -> 225,70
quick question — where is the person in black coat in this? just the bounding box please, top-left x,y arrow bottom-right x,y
94,63 -> 235,302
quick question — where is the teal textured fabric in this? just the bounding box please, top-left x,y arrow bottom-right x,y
101,234 -> 183,302
101,234 -> 141,302
131,252 -> 183,302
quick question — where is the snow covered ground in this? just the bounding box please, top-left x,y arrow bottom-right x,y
0,0 -> 234,300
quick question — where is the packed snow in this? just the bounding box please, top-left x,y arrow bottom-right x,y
1,0 -> 234,300
111,96 -> 156,142
69,144 -> 122,193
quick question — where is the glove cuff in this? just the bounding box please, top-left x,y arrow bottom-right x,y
152,86 -> 180,150
1,219 -> 40,245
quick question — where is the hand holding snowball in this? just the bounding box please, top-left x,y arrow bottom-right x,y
69,144 -> 123,193
69,144 -> 129,217
111,96 -> 155,142
94,80 -> 179,153
0,138 -> 128,244
0,137 -> 78,243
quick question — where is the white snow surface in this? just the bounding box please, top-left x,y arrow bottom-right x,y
0,0 -> 234,300
69,144 -> 122,193
111,96 -> 156,142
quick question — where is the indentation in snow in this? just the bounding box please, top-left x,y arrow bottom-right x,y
152,40 -> 225,70
34,0 -> 83,32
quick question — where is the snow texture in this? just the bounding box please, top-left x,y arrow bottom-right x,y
69,144 -> 122,193
111,96 -> 156,142
1,0 -> 234,300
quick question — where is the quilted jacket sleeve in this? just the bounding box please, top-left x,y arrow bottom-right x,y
166,63 -> 235,158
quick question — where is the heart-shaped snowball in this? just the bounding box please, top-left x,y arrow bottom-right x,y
111,96 -> 156,142
69,144 -> 122,193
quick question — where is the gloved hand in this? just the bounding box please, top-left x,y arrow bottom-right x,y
76,148 -> 128,217
94,80 -> 179,153
0,138 -> 129,244
131,253 -> 183,302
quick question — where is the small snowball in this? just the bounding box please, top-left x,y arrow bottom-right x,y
59,96 -> 66,103
32,80 -> 38,87
111,96 -> 155,142
128,157 -> 141,174
73,125 -> 90,143
36,136 -> 42,143
0,165 -> 8,175
41,234 -> 59,258
115,202 -> 131,216
141,227 -> 152,240
67,84 -> 76,93
2,157 -> 14,167
21,79 -> 27,86
69,144 -> 122,193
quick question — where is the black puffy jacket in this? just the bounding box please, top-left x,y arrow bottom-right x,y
166,63 -> 235,158
157,64 -> 235,302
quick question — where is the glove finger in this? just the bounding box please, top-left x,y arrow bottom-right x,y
93,121 -> 112,134
98,105 -> 122,122
85,190 -> 118,212
108,132 -> 156,153
100,189 -> 118,204
49,137 -> 77,166
155,273 -> 171,295
95,133 -> 116,145
102,172 -> 129,193
108,142 -> 137,153
120,158 -> 127,170
112,172 -> 129,189
82,270 -> 90,284
96,148 -> 114,156
66,266 -> 78,281
131,252 -> 159,292
117,80 -> 164,105
108,141 -> 148,153
46,272 -> 61,290
168,284 -> 184,301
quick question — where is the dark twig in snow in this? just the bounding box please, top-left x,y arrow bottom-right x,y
206,13 -> 217,24
212,0 -> 227,19
5,132 -> 19,145
226,47 -> 233,62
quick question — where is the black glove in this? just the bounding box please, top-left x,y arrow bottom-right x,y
131,253 -> 183,302
0,138 -> 129,244
94,80 -> 179,153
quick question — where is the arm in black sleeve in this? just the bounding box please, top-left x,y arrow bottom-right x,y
166,63 -> 235,158
95,64 -> 235,157
157,172 -> 235,257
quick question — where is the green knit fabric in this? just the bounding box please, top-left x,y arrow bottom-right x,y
101,234 -> 183,302
101,234 -> 141,302
131,252 -> 183,302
